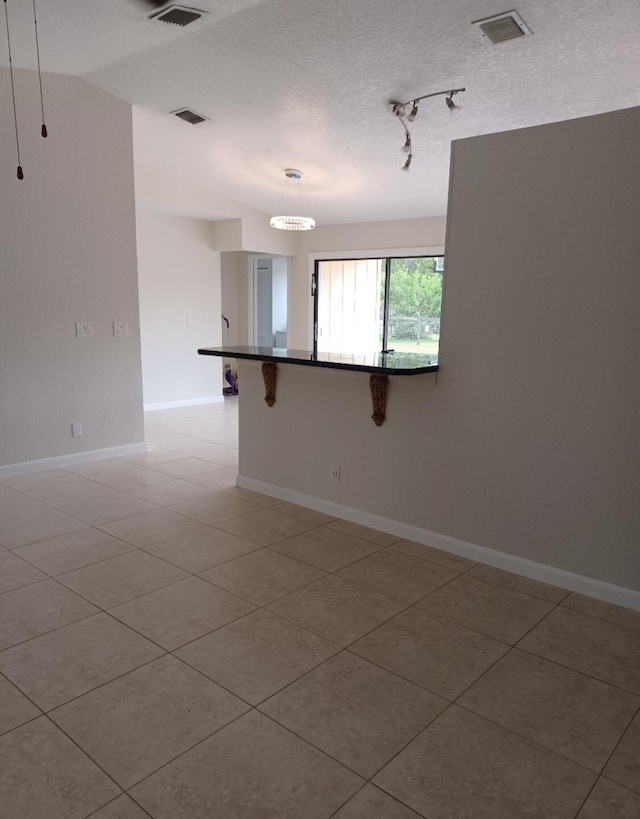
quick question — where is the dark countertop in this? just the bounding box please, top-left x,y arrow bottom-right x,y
198,346 -> 438,375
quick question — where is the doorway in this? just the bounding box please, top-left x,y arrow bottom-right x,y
253,257 -> 288,348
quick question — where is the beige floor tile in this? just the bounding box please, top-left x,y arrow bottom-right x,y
141,525 -> 260,573
176,609 -> 339,705
58,551 -> 188,609
269,499 -> 337,524
338,549 -> 460,604
416,574 -> 555,643
271,525 -> 384,571
186,467 -> 239,490
86,464 -> 175,492
327,519 -> 399,547
129,478 -> 215,506
120,449 -> 188,467
261,651 -> 446,777
0,579 -> 98,650
130,709 -> 362,819
151,457 -> 226,478
0,495 -> 51,528
351,606 -> 508,700
214,506 -> 320,545
562,593 -> 640,632
19,478 -> 118,508
0,613 -> 163,711
13,527 -> 134,576
0,717 -> 120,819
0,551 -> 47,592
169,492 -> 264,525
389,539 -> 477,572
201,548 -> 325,606
0,469 -> 78,492
577,777 -> 640,818
604,711 -> 640,793
57,493 -> 160,525
374,705 -> 595,818
109,576 -> 255,650
267,575 -> 406,647
0,674 -> 41,735
89,794 -> 150,818
459,648 -> 639,771
63,460 -> 127,479
99,508 -> 203,547
519,607 -> 640,694
468,563 -> 569,603
51,655 -> 248,789
333,785 -> 422,818
0,507 -> 88,549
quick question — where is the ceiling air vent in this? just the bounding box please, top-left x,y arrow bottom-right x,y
172,108 -> 209,125
149,5 -> 204,27
472,10 -> 531,44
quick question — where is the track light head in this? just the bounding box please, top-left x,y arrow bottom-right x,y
388,86 -> 465,171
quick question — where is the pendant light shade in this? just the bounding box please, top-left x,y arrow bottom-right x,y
269,214 -> 316,231
270,169 -> 315,231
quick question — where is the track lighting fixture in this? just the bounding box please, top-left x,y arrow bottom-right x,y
3,0 -> 49,180
270,169 -> 315,231
389,86 -> 465,170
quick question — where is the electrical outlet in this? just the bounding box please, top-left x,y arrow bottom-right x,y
71,421 -> 82,438
75,322 -> 92,338
113,321 -> 129,337
330,464 -> 341,482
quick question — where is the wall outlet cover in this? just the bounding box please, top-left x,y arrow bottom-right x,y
75,322 -> 93,338
113,321 -> 129,337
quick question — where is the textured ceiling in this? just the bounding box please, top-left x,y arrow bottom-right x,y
2,0 -> 639,223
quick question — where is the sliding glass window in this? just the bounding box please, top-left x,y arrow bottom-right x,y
313,255 -> 444,361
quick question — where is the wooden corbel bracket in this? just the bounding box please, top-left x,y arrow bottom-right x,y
262,362 -> 277,406
369,374 -> 388,426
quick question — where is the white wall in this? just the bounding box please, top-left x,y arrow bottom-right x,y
0,69 -> 144,467
136,211 -> 222,407
237,107 -> 640,596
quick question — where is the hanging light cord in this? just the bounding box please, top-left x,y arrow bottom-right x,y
32,0 -> 46,137
3,0 -> 23,179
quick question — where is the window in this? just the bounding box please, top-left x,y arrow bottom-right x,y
313,255 -> 444,361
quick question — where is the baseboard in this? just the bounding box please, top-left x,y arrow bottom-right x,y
237,475 -> 640,613
144,396 -> 224,411
0,442 -> 148,478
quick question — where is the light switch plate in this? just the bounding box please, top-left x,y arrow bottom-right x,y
76,322 -> 93,338
113,321 -> 129,337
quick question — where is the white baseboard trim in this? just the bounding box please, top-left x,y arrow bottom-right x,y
0,442 -> 148,478
237,475 -> 640,612
144,396 -> 224,412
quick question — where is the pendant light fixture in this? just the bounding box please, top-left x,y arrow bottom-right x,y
3,0 -> 49,180
270,169 -> 315,231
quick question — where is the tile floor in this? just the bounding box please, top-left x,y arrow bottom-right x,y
1,402 -> 639,818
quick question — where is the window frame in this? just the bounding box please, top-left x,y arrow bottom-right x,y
312,252 -> 444,358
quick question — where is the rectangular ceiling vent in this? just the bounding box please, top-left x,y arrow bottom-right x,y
172,108 -> 209,125
472,10 -> 531,45
149,5 -> 205,27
